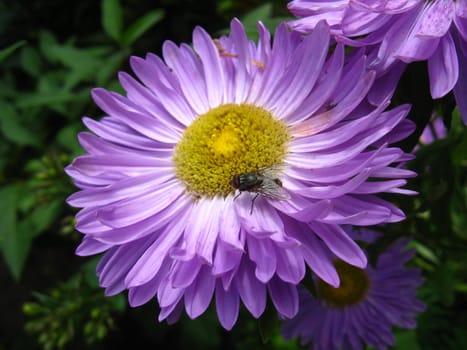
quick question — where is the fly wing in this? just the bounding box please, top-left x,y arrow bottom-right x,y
258,163 -> 289,178
258,176 -> 291,201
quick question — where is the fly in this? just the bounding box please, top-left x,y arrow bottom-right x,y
231,164 -> 291,213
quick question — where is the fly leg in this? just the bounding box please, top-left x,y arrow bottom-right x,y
250,193 -> 260,214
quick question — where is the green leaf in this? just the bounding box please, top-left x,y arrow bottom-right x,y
38,30 -> 59,62
241,3 -> 273,27
45,44 -> 110,70
452,121 -> 467,167
431,263 -> 456,305
413,241 -> 439,264
56,123 -> 85,155
238,4 -> 293,41
454,283 -> 467,293
81,257 -> 101,288
20,46 -> 42,77
0,185 -> 31,280
241,3 -> 273,40
395,330 -> 420,350
0,101 -> 40,146
96,51 -> 126,86
0,41 -> 26,63
121,10 -> 164,46
0,186 -> 16,250
42,42 -> 112,89
102,0 -> 123,42
261,16 -> 294,33
22,199 -> 63,239
16,91 -> 88,108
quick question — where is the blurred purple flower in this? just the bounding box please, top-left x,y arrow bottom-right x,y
66,19 -> 415,329
288,0 -> 467,123
282,235 -> 426,350
419,113 -> 447,145
412,113 -> 447,156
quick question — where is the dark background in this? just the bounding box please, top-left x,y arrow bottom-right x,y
1,1 -> 466,349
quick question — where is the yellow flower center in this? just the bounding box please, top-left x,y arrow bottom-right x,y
173,103 -> 290,197
317,260 -> 370,308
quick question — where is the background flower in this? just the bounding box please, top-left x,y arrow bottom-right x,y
419,113 -> 447,146
282,234 -> 426,350
288,0 -> 467,124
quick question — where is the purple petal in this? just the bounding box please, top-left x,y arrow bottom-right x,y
124,217 -> 186,287
71,154 -> 171,176
396,29 -> 440,62
279,199 -> 333,223
133,54 -> 198,126
184,265 -> 215,319
219,196 -> 243,250
67,170 -> 174,207
285,43 -> 345,124
90,195 -> 191,244
268,278 -> 299,319
157,276 -> 184,308
283,218 -> 339,287
428,31 -> 459,98
192,26 -> 226,107
289,99 -> 389,153
128,260 -> 170,306
299,168 -> 372,199
91,88 -> 181,143
246,236 -> 277,283
454,34 -> 467,124
417,0 -> 454,38
310,222 -> 367,268
96,180 -> 184,228
215,281 -> 240,330
369,61 -> 406,105
170,257 -> 203,289
82,116 -> 164,151
229,18 -> 253,103
275,247 -> 305,284
162,41 -> 209,114
271,21 -> 330,118
235,259 -> 266,318
183,198 -> 222,264
98,236 -> 155,294
235,196 -> 285,237
75,237 -> 111,256
254,23 -> 295,107
212,240 -> 243,276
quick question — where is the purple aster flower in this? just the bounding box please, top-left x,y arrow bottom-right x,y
66,19 -> 416,329
288,0 -> 467,123
282,234 -> 426,350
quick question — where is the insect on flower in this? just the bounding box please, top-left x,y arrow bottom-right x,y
231,164 -> 291,213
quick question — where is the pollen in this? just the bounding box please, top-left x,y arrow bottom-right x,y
211,127 -> 240,158
173,103 -> 289,197
317,260 -> 370,308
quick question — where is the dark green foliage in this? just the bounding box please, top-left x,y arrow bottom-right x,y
23,258 -> 126,350
0,0 -> 466,349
